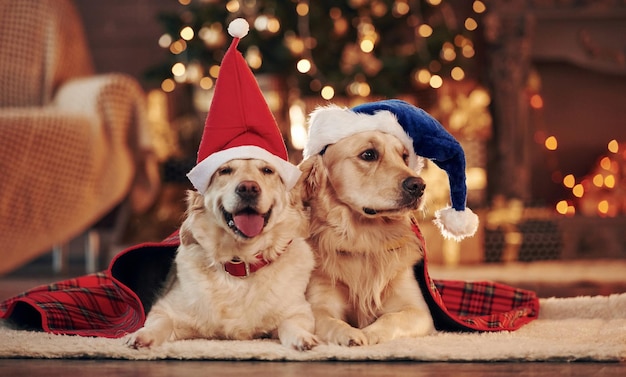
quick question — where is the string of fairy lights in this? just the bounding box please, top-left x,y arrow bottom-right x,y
156,0 -> 486,99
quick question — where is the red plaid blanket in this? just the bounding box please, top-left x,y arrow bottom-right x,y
0,227 -> 539,337
411,222 -> 539,332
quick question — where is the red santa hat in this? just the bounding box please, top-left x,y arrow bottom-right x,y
187,18 -> 301,193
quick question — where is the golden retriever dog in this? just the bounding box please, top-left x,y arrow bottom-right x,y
126,158 -> 318,351
299,130 -> 435,346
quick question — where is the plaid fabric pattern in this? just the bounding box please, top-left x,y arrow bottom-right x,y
430,279 -> 539,330
0,227 -> 539,337
0,273 -> 143,338
0,234 -> 180,338
411,221 -> 539,332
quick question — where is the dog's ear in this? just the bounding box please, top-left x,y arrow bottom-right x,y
296,155 -> 326,204
180,190 -> 203,246
185,190 -> 205,212
179,220 -> 197,246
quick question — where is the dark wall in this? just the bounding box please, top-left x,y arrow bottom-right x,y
74,0 -> 181,89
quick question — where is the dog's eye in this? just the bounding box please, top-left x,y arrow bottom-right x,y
262,166 -> 274,175
402,153 -> 410,164
218,167 -> 233,175
360,149 -> 378,161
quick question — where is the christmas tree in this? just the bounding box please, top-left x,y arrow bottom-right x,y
147,0 -> 486,101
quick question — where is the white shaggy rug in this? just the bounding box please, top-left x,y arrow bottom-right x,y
1,293 -> 624,362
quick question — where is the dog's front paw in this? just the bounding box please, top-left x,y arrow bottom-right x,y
125,328 -> 163,349
316,318 -> 369,346
327,326 -> 369,347
361,327 -> 391,346
282,331 -> 319,351
278,321 -> 319,351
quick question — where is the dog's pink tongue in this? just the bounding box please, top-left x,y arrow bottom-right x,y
233,213 -> 264,237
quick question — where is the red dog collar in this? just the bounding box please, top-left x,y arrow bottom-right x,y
223,240 -> 293,278
223,254 -> 270,278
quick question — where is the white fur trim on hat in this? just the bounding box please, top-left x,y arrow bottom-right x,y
228,18 -> 249,39
304,105 -> 422,171
433,206 -> 479,241
187,145 -> 302,194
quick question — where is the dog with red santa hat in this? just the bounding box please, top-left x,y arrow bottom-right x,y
126,18 -> 317,351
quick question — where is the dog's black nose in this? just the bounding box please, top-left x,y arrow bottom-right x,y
236,180 -> 261,200
402,176 -> 425,197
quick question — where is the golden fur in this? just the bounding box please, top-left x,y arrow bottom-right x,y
299,131 -> 435,346
127,159 -> 318,350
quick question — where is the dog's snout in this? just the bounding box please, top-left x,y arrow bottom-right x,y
402,177 -> 425,197
236,180 -> 261,200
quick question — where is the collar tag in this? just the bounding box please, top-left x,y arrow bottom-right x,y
223,254 -> 267,278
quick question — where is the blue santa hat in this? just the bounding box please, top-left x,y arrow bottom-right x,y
303,99 -> 479,241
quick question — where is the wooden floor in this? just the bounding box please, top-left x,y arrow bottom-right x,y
0,359 -> 624,377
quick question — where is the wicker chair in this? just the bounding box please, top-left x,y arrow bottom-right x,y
0,0 -> 159,274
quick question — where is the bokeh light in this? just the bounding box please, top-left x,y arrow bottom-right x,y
544,136 -> 558,151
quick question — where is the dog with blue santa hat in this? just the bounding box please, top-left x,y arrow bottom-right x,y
299,99 -> 480,345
